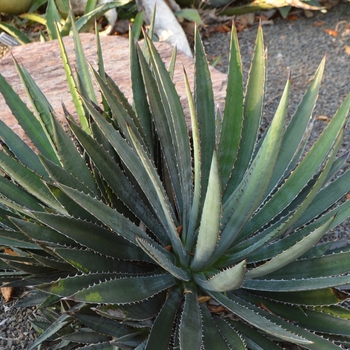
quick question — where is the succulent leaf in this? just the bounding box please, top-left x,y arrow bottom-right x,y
246,215 -> 335,278
179,290 -> 202,350
193,26 -> 216,213
55,23 -> 89,133
209,291 -> 312,345
219,24 -> 244,189
71,274 -> 177,304
224,25 -> 266,199
136,237 -> 190,281
191,151 -> 221,271
195,260 -> 246,292
145,287 -> 182,349
213,316 -> 247,349
145,35 -> 192,234
200,302 -> 233,349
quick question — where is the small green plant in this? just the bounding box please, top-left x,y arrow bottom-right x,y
0,0 -> 132,44
1,18 -> 350,349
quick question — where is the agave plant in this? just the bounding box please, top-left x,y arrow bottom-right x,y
1,15 -> 350,349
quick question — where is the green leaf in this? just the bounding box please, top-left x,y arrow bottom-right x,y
136,237 -> 190,281
219,24 -> 243,188
209,291 -> 312,346
46,0 -> 61,40
55,22 -> 89,133
193,26 -> 216,212
179,290 -> 202,350
50,115 -> 98,196
200,302 -> 230,349
28,314 -> 73,350
0,174 -> 44,211
213,316 -> 246,350
191,151 -> 221,271
0,22 -> 31,44
75,2 -> 130,32
57,184 -> 154,246
184,68 -> 200,247
73,313 -> 134,338
53,247 -> 147,274
236,290 -> 350,349
264,58 -> 325,196
256,288 -> 347,306
68,121 -> 166,242
12,59 -> 61,166
224,25 -> 265,199
262,250 -> 350,280
246,215 -> 335,279
72,274 -> 177,304
226,319 -> 285,350
243,275 -> 350,291
0,74 -> 58,162
84,0 -> 98,13
70,12 -> 97,104
95,292 -> 166,321
253,298 -> 350,336
61,331 -> 110,344
145,36 -> 192,233
0,229 -> 40,250
145,287 -> 182,350
11,217 -> 81,248
177,9 -> 203,24
130,36 -> 154,155
240,90 -> 350,240
195,260 -> 246,292
216,75 -> 289,258
39,155 -> 96,197
0,152 -> 66,214
32,212 -> 149,261
131,11 -> 143,40
91,69 -> 146,150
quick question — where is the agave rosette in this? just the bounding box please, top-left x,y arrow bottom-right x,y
0,17 -> 350,350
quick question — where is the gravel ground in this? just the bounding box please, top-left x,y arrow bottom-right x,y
1,3 -> 350,349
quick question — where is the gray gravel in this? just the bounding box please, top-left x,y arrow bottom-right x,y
1,3 -> 350,349
203,2 -> 350,244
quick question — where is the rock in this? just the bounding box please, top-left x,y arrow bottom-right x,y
0,34 -> 227,148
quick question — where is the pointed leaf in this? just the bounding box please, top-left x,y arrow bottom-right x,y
194,26 -> 215,207
145,35 -> 192,232
0,152 -> 66,214
265,58 -> 325,195
191,151 -> 221,271
0,73 -> 57,161
136,237 -> 190,281
224,26 -> 266,198
241,91 -> 350,239
213,316 -> 246,350
179,290 -> 202,350
53,247 -> 147,274
200,303 -> 230,349
209,291 -> 312,346
55,23 -> 89,133
72,274 -> 177,304
145,287 -> 182,350
246,215 -> 335,279
33,212 -> 149,261
219,24 -> 244,188
68,121 -> 165,241
50,115 -> 98,196
195,260 -> 246,292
